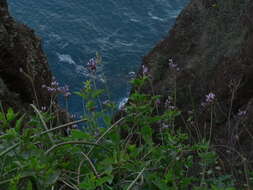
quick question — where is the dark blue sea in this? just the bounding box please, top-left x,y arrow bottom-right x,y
8,0 -> 188,116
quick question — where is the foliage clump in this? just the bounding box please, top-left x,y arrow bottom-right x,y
0,74 -> 241,190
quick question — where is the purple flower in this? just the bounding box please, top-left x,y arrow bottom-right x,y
165,100 -> 170,107
164,97 -> 176,110
87,58 -> 97,72
238,109 -> 247,117
142,65 -> 149,75
43,79 -> 71,97
51,81 -> 59,86
60,85 -> 71,97
205,92 -> 215,103
155,99 -> 161,105
168,58 -> 178,69
201,92 -> 216,107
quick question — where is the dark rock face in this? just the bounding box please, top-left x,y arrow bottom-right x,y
138,0 -> 253,182
0,0 -> 52,111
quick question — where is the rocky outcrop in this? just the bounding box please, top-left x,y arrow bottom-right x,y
0,0 -> 52,111
0,0 -> 71,128
138,0 -> 253,183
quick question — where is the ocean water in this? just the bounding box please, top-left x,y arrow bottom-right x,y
8,0 -> 188,116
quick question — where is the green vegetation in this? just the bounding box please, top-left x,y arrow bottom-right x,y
0,76 -> 241,190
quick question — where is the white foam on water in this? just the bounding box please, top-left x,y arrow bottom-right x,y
148,11 -> 165,21
57,53 -> 76,65
118,97 -> 128,110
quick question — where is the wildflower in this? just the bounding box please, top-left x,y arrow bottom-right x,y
42,79 -> 71,97
165,96 -> 172,108
41,106 -> 47,111
201,92 -> 216,107
71,114 -> 76,118
51,80 -> 59,86
237,109 -> 247,117
87,58 -> 97,72
168,58 -> 178,69
164,96 -> 177,110
155,99 -> 161,105
142,65 -> 149,75
59,85 -> 71,97
205,92 -> 215,103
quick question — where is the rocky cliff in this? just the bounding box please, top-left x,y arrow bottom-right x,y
0,0 -> 53,111
138,0 -> 253,183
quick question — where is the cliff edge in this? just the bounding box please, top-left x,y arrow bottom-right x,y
0,0 -> 53,111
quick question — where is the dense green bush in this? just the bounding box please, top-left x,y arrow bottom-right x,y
0,76 -> 237,190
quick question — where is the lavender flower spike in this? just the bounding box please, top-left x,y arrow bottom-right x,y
205,92 -> 215,103
142,65 -> 149,75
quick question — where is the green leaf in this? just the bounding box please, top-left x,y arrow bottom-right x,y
109,131 -> 120,145
27,181 -> 33,190
45,170 -> 61,185
103,115 -> 111,127
15,114 -> 25,133
0,112 -> 6,122
91,89 -> 104,98
86,100 -> 96,111
152,177 -> 169,190
141,125 -> 152,143
80,176 -> 96,190
71,129 -> 90,140
96,175 -> 113,186
7,108 -> 16,122
164,170 -> 174,183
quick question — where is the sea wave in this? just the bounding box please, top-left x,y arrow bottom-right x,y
9,0 -> 189,114
56,53 -> 76,65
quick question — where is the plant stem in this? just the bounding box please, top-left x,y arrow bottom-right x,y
31,104 -> 54,144
45,141 -> 110,155
126,167 -> 145,190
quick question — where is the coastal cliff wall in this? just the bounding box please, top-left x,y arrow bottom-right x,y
0,0 -> 53,111
138,0 -> 253,181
